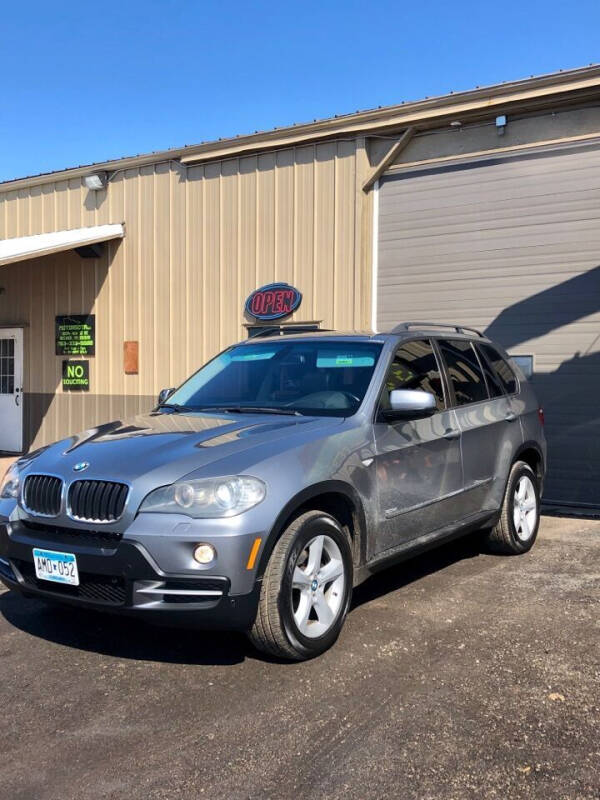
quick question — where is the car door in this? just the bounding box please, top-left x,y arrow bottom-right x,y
436,338 -> 522,518
372,338 -> 463,557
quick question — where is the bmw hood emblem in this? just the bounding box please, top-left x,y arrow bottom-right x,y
73,461 -> 90,473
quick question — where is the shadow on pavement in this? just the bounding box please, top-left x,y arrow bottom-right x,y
0,589 -> 251,666
351,531 -> 485,610
0,532 -> 488,666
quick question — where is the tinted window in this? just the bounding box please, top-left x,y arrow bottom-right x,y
474,344 -> 504,398
479,344 -> 518,394
167,340 -> 383,417
380,339 -> 445,412
438,339 -> 488,406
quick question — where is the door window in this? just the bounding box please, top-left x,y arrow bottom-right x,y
478,344 -> 518,394
0,338 -> 15,394
380,339 -> 445,413
438,339 -> 488,406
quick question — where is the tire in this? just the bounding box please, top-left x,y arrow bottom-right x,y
248,510 -> 353,661
484,460 -> 541,554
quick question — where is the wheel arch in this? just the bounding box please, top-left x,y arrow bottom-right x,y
256,481 -> 368,579
514,440 -> 545,493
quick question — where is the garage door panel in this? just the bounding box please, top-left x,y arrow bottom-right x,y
377,145 -> 600,506
382,178 -> 600,221
380,204 -> 600,243
380,217 -> 600,250
384,147 -> 600,196
376,249 -> 600,277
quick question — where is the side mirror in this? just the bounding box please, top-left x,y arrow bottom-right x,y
381,389 -> 437,421
157,387 -> 176,406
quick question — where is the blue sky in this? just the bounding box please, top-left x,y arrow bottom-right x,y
1,0 -> 599,182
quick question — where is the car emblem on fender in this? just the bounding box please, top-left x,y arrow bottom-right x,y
72,461 -> 89,473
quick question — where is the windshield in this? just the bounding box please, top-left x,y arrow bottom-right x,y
165,340 -> 383,417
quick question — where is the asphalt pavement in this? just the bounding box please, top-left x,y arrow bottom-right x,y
1,516 -> 598,800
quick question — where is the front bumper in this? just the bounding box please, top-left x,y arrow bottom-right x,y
0,520 -> 260,631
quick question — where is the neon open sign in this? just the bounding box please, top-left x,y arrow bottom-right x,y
245,283 -> 302,321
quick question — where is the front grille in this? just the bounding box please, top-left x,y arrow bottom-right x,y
20,520 -> 123,547
68,480 -> 129,522
22,475 -> 63,516
15,559 -> 126,605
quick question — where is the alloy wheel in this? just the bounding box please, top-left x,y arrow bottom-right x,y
513,475 -> 538,541
290,534 -> 346,638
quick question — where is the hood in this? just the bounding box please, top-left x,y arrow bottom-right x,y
25,410 -> 343,486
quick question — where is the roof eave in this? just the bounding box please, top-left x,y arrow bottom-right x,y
2,64 -> 600,192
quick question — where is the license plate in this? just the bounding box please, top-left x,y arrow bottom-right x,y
32,548 -> 79,586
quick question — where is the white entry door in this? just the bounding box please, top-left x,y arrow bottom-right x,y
0,329 -> 23,452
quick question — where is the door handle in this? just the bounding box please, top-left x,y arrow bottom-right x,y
505,412 -> 517,422
443,428 -> 461,440
15,387 -> 21,407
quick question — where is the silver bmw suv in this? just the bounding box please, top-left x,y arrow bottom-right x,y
0,323 -> 546,660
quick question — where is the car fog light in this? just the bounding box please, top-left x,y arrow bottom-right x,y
194,543 -> 216,564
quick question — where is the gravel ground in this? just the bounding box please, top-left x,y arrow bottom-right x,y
0,515 -> 598,800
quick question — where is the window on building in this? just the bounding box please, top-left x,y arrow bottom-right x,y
511,355 -> 533,379
438,339 -> 488,406
379,339 -> 446,413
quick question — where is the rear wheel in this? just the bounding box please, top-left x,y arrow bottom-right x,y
484,460 -> 541,554
248,510 -> 353,661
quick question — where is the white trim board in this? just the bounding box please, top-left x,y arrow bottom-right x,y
0,224 -> 124,267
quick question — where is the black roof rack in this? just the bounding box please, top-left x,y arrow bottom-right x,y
390,321 -> 484,337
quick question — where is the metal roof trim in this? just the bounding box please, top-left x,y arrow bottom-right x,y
1,64 -> 600,192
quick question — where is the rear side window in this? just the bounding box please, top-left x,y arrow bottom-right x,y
474,345 -> 504,398
438,339 -> 488,406
479,344 -> 518,394
381,339 -> 446,412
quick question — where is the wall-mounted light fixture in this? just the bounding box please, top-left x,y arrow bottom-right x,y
84,172 -> 108,191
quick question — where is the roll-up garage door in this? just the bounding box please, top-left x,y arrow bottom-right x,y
376,143 -> 600,507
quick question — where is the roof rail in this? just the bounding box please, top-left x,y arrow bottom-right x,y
390,321 -> 485,337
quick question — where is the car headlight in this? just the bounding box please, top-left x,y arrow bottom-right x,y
0,463 -> 20,500
139,476 -> 266,518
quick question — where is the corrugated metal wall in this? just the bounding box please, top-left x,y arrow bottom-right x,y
377,143 -> 600,506
0,141 -> 372,449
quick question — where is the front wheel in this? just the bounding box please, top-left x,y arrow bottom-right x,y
248,510 -> 353,661
484,460 -> 541,554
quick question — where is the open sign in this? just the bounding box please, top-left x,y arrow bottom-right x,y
245,283 -> 302,321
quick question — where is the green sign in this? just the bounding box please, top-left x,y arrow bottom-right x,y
55,315 -> 95,356
62,360 -> 90,391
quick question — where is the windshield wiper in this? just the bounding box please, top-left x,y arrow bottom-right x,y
199,405 -> 303,417
157,403 -> 193,413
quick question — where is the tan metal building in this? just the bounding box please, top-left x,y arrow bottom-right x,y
1,65 -> 600,507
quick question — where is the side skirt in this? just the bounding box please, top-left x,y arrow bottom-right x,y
353,509 -> 499,587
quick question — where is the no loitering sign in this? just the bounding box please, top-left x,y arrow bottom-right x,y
62,360 -> 90,391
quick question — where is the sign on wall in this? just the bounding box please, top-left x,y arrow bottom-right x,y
62,360 -> 90,391
245,283 -> 302,321
55,315 -> 95,356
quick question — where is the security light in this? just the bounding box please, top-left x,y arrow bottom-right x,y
84,173 -> 107,191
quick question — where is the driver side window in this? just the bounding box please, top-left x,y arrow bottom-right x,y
380,339 -> 446,413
